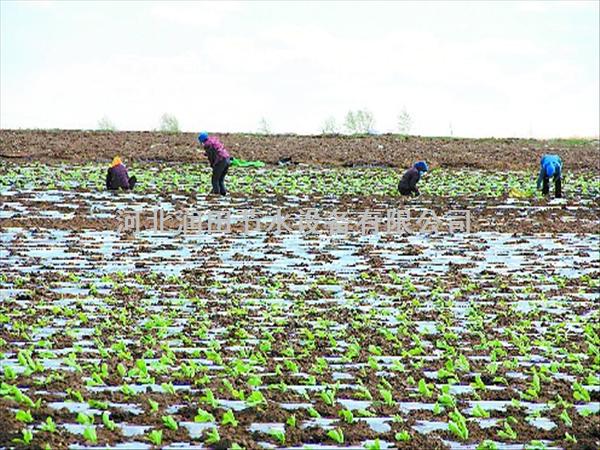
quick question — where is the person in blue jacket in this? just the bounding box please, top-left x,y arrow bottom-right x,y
537,154 -> 562,198
398,161 -> 428,196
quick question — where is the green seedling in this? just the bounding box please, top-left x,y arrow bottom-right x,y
418,378 -> 433,398
471,375 -> 487,390
3,365 -> 16,380
365,439 -> 381,450
161,382 -> 176,395
524,441 -> 547,450
162,415 -> 178,430
102,411 -> 117,431
395,430 -> 411,442
286,414 -> 296,427
15,409 -> 34,423
268,428 -> 285,445
194,408 -> 215,423
246,390 -> 266,407
497,421 -> 517,440
41,416 -> 56,433
205,427 -> 220,445
307,407 -> 321,418
320,388 -> 336,406
148,398 -> 159,412
477,440 -> 498,450
83,426 -> 98,444
12,428 -> 33,445
147,429 -> 163,446
200,388 -> 219,408
77,412 -> 94,426
472,404 -> 490,418
559,409 -> 572,427
221,409 -> 238,427
572,382 -> 591,402
327,428 -> 344,444
338,408 -> 354,424
448,409 -> 469,441
379,387 -> 394,407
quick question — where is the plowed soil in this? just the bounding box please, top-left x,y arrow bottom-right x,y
1,129 -> 598,170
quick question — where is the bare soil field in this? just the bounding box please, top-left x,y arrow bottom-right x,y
1,130 -> 598,170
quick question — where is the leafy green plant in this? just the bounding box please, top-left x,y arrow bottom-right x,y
477,440 -> 498,450
221,409 -> 238,427
365,439 -> 382,450
379,386 -> 395,406
15,409 -> 34,423
246,390 -> 266,407
572,381 -> 591,402
194,408 -> 215,423
339,408 -> 354,424
12,428 -> 33,445
162,415 -> 178,430
147,398 -> 159,412
327,427 -> 344,444
77,412 -> 94,426
395,430 -> 411,442
102,411 -> 117,431
83,426 -> 97,444
268,428 -> 285,445
448,409 -> 469,441
200,388 -> 219,408
286,414 -> 296,427
472,404 -> 490,418
418,378 -> 433,398
320,388 -> 336,406
41,416 -> 56,433
147,429 -> 163,446
497,421 -> 517,440
205,427 -> 220,445
559,409 -> 572,427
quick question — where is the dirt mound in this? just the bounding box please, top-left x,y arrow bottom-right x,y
1,129 -> 598,170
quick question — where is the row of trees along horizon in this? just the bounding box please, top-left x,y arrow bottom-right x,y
96,109 -> 418,136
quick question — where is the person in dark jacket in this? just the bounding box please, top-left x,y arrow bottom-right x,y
198,131 -> 231,195
106,156 -> 136,190
537,154 -> 562,198
398,161 -> 428,196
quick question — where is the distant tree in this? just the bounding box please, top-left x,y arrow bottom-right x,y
397,108 -> 412,135
320,116 -> 339,134
258,117 -> 272,135
97,116 -> 117,131
158,113 -> 180,133
343,109 -> 375,134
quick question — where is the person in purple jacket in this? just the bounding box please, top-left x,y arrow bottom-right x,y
398,161 -> 428,196
106,156 -> 137,190
198,132 -> 231,195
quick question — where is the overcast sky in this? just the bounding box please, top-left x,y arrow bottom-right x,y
1,0 -> 598,138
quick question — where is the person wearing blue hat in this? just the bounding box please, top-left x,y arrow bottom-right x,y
398,161 -> 428,196
198,131 -> 232,195
537,154 -> 562,198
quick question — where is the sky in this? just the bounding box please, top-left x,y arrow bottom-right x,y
1,0 -> 598,138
